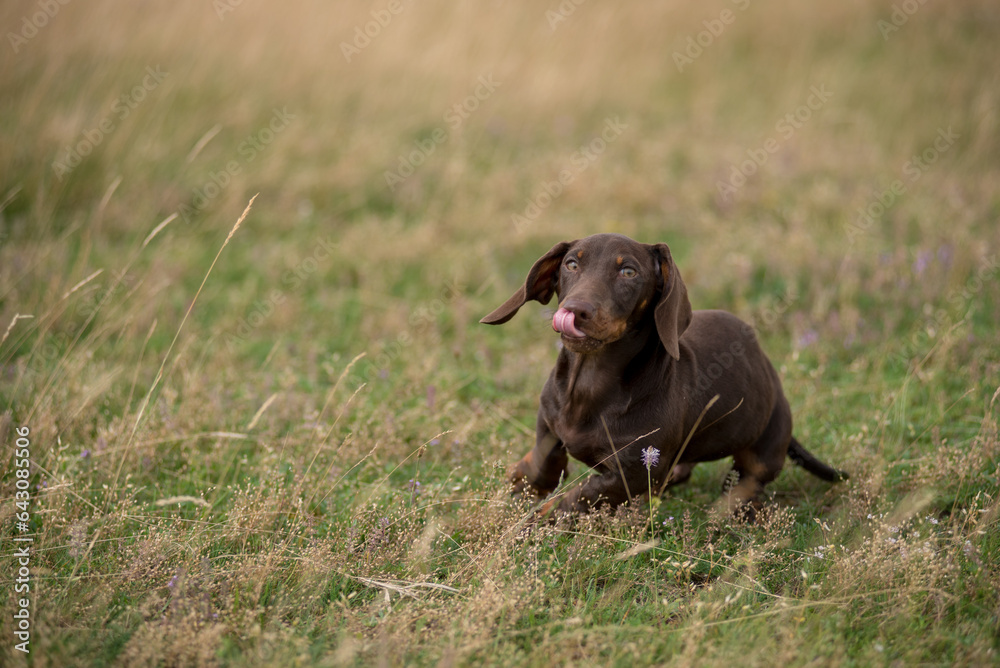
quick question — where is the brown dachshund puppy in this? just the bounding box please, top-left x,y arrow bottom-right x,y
482,233 -> 846,518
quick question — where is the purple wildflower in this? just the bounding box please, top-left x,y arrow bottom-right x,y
913,250 -> 934,276
937,244 -> 953,267
408,479 -> 422,501
641,446 -> 660,470
798,329 -> 819,348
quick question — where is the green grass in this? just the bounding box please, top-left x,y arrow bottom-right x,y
2,0 -> 999,665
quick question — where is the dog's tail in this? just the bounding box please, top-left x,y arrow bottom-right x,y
787,437 -> 849,482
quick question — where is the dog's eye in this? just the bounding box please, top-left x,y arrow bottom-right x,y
565,259 -> 579,271
620,267 -> 637,278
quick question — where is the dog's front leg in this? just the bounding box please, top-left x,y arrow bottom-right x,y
509,414 -> 568,499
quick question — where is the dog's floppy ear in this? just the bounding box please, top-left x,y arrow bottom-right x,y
480,241 -> 574,325
650,243 -> 692,360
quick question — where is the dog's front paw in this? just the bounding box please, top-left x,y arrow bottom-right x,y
510,474 -> 551,501
510,476 -> 533,499
508,459 -> 532,496
508,457 -> 551,499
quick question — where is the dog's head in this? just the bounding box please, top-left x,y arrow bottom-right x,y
480,234 -> 692,358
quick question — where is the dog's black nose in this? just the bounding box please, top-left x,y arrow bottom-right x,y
562,299 -> 596,323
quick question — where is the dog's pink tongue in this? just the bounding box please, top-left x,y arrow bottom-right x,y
552,307 -> 586,338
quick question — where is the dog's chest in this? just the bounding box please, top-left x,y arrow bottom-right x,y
544,351 -> 664,467
551,416 -> 608,466
548,394 -> 640,469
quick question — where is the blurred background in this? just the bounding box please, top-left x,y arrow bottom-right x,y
2,1 -> 997,363
1,1 -> 999,664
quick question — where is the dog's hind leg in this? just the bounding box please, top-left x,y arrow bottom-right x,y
722,398 -> 792,519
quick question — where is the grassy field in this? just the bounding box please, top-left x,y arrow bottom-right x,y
1,0 -> 999,665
